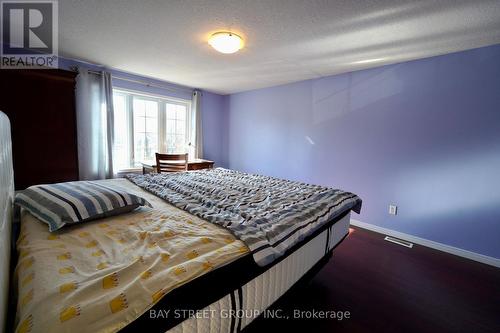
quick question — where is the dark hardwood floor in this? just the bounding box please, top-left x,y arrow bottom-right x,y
245,227 -> 500,333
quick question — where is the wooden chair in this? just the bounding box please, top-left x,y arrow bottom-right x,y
155,153 -> 188,173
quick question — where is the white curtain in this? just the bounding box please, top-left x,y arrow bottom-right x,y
191,90 -> 203,159
75,69 -> 114,180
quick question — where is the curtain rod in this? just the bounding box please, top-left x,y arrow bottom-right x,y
69,65 -> 194,94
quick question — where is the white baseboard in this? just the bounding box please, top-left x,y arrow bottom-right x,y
350,219 -> 500,268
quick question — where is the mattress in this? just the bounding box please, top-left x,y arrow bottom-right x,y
15,178 -> 352,333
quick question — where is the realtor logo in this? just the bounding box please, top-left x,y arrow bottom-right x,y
1,0 -> 58,68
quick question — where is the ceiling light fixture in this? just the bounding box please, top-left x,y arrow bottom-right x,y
208,32 -> 243,54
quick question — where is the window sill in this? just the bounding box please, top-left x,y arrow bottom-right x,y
115,168 -> 142,177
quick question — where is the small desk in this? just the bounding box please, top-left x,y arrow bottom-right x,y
141,159 -> 214,174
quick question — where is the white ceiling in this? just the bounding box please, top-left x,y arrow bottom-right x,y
59,0 -> 500,94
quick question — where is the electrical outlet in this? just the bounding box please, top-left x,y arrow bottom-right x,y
389,204 -> 397,215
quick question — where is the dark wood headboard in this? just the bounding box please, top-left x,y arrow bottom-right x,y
0,69 -> 79,190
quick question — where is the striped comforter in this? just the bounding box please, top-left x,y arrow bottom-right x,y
127,168 -> 361,266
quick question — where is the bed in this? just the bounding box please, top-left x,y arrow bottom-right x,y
0,110 -> 361,333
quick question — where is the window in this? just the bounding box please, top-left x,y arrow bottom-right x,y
133,98 -> 158,163
112,90 -> 192,170
166,103 -> 188,154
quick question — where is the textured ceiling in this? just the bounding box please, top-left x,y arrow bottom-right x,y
59,0 -> 500,94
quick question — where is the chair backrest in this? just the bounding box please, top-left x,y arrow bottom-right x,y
155,153 -> 188,173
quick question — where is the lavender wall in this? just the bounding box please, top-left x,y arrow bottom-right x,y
201,92 -> 226,166
224,44 -> 500,259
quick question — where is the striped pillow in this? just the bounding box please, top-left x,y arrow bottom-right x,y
15,181 -> 152,232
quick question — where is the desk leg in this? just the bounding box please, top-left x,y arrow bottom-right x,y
142,166 -> 146,175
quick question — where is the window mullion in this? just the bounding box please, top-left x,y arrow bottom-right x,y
159,101 -> 166,153
128,95 -> 134,167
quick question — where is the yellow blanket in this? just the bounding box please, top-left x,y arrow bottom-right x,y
14,179 -> 249,333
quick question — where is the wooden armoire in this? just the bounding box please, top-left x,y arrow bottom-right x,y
0,69 -> 79,190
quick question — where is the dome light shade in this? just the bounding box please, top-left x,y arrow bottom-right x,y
208,32 -> 243,54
